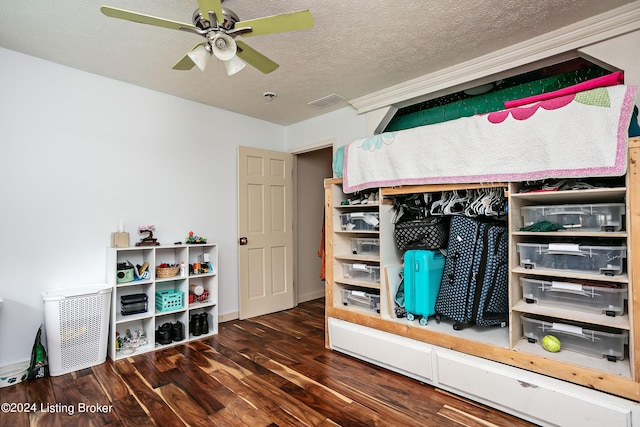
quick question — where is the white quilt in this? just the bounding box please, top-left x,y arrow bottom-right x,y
343,85 -> 637,193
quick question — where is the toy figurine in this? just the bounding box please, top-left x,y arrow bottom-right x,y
136,225 -> 160,246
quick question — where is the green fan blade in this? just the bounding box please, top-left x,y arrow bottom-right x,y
236,10 -> 313,37
236,41 -> 279,74
100,6 -> 196,31
197,0 -> 224,24
172,43 -> 206,70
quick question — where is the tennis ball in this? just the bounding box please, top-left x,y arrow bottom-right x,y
541,335 -> 561,353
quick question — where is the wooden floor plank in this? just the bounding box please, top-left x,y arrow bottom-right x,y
438,404 -> 503,427
129,353 -> 173,389
23,376 -> 63,427
208,369 -> 309,427
47,374 -> 102,427
163,364 -> 226,414
91,362 -> 130,401
117,360 -> 185,426
156,382 -> 212,427
241,373 -> 328,426
0,298 -> 536,426
0,378 -> 31,427
195,371 -> 276,426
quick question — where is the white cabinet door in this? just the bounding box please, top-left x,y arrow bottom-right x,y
329,318 -> 434,382
436,350 -> 637,427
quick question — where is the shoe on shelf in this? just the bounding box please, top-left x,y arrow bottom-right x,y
171,321 -> 185,341
199,313 -> 209,334
155,323 -> 172,345
190,313 -> 202,337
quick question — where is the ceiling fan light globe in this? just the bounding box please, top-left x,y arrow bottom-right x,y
187,44 -> 211,71
211,33 -> 237,61
224,55 -> 246,76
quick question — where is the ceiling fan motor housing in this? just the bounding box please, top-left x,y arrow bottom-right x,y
192,8 -> 239,32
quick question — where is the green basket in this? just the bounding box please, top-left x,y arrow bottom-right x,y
155,289 -> 183,312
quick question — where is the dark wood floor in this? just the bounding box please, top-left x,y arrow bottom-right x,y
0,298 -> 536,426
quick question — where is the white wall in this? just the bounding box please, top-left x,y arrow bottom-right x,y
285,106 -> 366,152
579,30 -> 640,86
0,47 -> 286,366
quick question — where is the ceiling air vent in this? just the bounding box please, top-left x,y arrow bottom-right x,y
308,93 -> 346,109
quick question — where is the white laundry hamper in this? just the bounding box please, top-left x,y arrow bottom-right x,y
42,283 -> 112,376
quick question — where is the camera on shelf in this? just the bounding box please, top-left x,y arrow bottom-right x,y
116,262 -> 134,283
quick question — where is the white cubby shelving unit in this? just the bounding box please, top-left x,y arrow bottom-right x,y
107,243 -> 218,361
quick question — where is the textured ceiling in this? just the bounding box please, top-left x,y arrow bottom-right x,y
0,0 -> 636,125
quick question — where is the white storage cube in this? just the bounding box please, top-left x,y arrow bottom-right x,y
520,277 -> 626,316
340,212 -> 380,231
520,203 -> 625,231
351,238 -> 380,256
343,263 -> 380,283
521,315 -> 628,361
42,283 -> 112,376
516,243 -> 626,275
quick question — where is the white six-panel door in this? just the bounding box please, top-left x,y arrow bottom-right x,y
238,146 -> 294,319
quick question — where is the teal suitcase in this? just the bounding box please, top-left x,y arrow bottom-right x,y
403,249 -> 445,325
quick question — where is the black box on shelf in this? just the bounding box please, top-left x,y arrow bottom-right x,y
121,293 -> 148,316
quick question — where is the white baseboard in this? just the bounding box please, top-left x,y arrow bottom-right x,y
297,290 -> 325,303
218,312 -> 239,323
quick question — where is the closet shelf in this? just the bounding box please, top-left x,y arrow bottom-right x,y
335,254 -> 380,263
335,279 -> 380,290
335,203 -> 380,209
512,300 -> 630,330
511,266 -> 628,283
510,187 -> 626,203
512,231 -> 627,238
512,338 -> 632,379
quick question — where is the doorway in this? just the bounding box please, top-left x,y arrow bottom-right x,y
294,146 -> 333,303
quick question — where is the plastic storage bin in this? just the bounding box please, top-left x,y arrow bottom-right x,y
521,315 -> 628,361
343,263 -> 380,283
520,278 -> 626,316
340,212 -> 380,231
342,289 -> 380,312
155,289 -> 184,312
42,283 -> 112,376
351,238 -> 380,256
520,203 -> 625,231
516,243 -> 626,275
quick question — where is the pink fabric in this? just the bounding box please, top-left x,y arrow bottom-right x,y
489,94 -> 575,123
503,71 -> 624,108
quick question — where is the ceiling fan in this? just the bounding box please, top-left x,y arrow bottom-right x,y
100,0 -> 314,76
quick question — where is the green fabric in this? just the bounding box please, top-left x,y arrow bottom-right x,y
519,221 -> 565,232
385,67 -> 608,132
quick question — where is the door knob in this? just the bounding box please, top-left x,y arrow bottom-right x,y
239,237 -> 248,245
